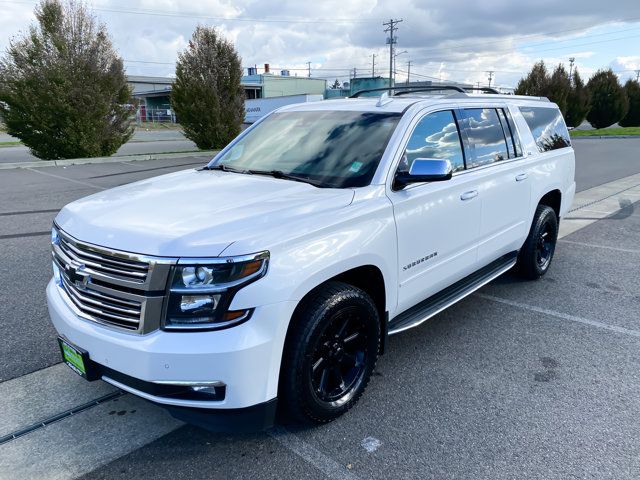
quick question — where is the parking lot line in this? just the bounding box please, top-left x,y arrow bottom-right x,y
0,231 -> 50,240
0,395 -> 182,480
476,293 -> 640,339
268,426 -> 361,480
0,208 -> 60,217
558,238 -> 640,254
25,167 -> 106,190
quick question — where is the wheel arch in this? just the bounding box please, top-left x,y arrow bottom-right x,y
286,264 -> 389,356
538,189 -> 562,219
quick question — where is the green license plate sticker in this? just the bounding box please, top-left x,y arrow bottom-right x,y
61,341 -> 86,376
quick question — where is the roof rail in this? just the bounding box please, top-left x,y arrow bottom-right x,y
463,86 -> 500,94
349,85 -> 466,98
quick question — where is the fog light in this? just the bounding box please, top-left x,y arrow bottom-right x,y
190,385 -> 219,396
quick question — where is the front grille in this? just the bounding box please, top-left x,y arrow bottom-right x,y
52,227 -> 176,333
59,269 -> 142,330
57,232 -> 149,284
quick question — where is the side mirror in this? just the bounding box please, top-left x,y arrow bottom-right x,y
394,158 -> 453,189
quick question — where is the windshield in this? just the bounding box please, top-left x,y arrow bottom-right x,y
208,110 -> 401,188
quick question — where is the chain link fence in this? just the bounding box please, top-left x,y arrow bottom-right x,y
135,105 -> 177,125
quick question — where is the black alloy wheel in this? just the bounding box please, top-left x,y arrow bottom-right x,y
310,306 -> 370,406
280,281 -> 380,424
516,204 -> 558,279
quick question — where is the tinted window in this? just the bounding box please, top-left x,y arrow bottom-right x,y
503,108 -> 523,157
461,108 -> 509,168
401,110 -> 465,173
519,106 -> 571,152
210,111 -> 401,188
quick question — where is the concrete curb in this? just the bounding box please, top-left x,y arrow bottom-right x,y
0,150 -> 218,170
571,135 -> 640,140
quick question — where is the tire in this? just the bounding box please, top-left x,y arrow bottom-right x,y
516,204 -> 558,280
279,281 -> 381,424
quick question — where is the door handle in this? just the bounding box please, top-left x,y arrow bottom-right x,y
515,173 -> 528,182
460,190 -> 478,201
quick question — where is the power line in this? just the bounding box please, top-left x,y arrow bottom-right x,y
413,20 -> 640,56
0,0 -> 378,24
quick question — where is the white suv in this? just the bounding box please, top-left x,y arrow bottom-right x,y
47,87 -> 575,430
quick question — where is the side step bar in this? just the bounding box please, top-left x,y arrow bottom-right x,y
388,251 -> 518,335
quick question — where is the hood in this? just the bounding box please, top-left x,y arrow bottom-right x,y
55,169 -> 355,257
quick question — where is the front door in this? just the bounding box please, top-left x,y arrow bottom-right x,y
388,109 -> 482,314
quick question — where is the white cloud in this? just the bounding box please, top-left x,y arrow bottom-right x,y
1,0 -> 640,86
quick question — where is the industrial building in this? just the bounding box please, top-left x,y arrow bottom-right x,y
129,65 -> 326,123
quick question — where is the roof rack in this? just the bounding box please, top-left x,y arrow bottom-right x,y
349,85 -> 502,98
349,85 -> 466,98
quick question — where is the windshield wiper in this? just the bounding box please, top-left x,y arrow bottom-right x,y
201,164 -> 248,174
245,169 -> 323,187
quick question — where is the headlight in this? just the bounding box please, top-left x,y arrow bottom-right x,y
51,225 -> 59,245
51,225 -> 61,285
164,251 -> 269,330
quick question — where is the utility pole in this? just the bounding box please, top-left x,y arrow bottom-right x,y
306,61 -> 311,78
406,60 -> 412,84
353,67 -> 357,79
636,69 -> 640,82
371,54 -> 376,77
383,18 -> 402,90
486,70 -> 494,88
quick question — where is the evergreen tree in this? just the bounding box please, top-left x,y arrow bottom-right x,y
619,79 -> 640,127
565,68 -> 591,128
547,64 -> 571,116
586,69 -> 629,129
171,26 -> 244,150
514,61 -> 549,97
0,0 -> 132,159
331,79 -> 341,89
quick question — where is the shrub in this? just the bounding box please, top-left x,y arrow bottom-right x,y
171,26 -> 244,150
619,79 -> 640,127
586,69 -> 629,129
0,0 -> 132,160
565,68 -> 591,128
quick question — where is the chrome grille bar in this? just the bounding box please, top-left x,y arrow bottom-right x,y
52,226 -> 176,333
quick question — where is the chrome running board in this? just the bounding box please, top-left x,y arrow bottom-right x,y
388,252 -> 518,335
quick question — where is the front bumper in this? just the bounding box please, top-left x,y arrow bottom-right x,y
47,279 -> 296,416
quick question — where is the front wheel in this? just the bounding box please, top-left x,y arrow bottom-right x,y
279,281 -> 380,424
516,204 -> 558,279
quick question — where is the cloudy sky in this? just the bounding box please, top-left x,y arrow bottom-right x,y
2,0 -> 640,88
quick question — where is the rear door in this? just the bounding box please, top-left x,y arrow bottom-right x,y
388,108 -> 482,313
457,106 -> 531,265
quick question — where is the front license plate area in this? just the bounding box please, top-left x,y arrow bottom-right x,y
58,337 -> 98,381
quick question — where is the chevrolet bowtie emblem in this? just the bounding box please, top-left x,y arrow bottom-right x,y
66,263 -> 90,290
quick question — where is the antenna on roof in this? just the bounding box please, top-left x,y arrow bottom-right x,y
376,91 -> 393,107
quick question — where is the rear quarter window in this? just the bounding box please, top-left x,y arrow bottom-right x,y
519,106 -> 571,153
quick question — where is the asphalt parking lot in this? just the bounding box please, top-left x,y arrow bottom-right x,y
1,139 -> 639,479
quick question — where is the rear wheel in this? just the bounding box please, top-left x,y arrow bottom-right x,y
516,204 -> 558,279
280,281 -> 380,424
